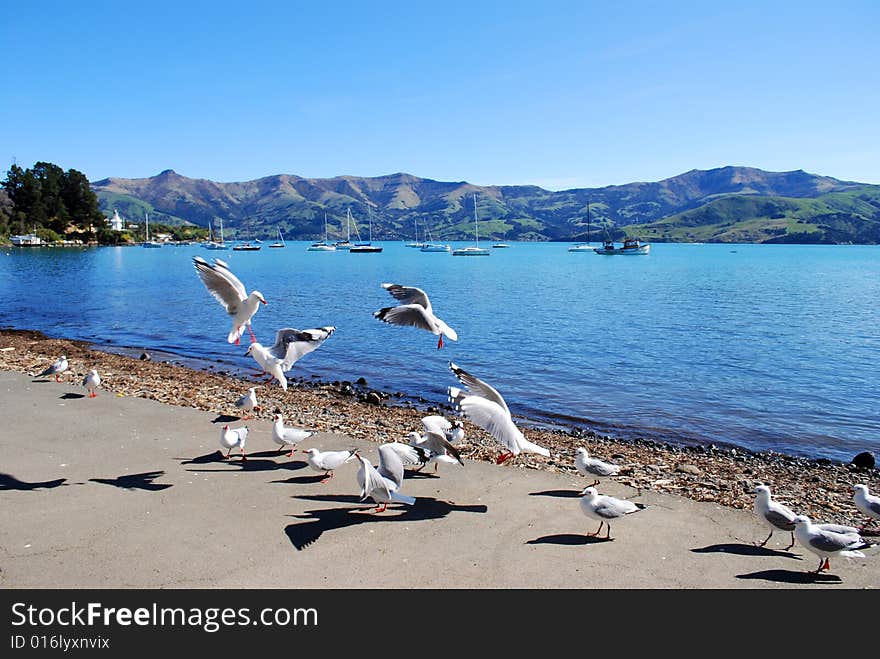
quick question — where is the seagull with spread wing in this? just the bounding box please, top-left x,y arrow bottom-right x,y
355,445 -> 416,513
421,415 -> 465,445
245,326 -> 336,391
193,256 -> 267,344
405,430 -> 464,473
373,283 -> 457,349
447,361 -> 550,464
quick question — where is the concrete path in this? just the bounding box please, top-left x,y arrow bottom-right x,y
0,372 -> 875,588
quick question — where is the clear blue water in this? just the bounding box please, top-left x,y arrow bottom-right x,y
2,241 -> 878,462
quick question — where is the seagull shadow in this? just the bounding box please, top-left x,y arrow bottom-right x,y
179,452 -> 304,473
0,472 -> 68,491
691,543 -> 802,559
270,474 -> 327,485
403,470 -> 440,479
529,489 -> 582,499
526,533 -> 612,546
736,569 -> 842,584
285,496 -> 489,550
89,470 -> 172,491
60,392 -> 85,399
211,414 -> 242,424
31,378 -> 53,383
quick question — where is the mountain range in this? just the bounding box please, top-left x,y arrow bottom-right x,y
91,166 -> 880,244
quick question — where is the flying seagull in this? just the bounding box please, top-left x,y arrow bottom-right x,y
193,256 -> 267,344
447,361 -> 549,464
374,283 -> 457,349
579,486 -> 647,540
245,326 -> 336,391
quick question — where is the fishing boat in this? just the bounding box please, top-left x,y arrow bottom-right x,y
335,209 -> 354,250
452,193 -> 490,256
142,212 -> 163,248
420,222 -> 450,252
269,228 -> 285,248
593,237 -> 651,255
350,207 -> 383,253
308,213 -> 336,251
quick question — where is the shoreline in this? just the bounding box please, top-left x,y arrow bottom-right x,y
1,327 -> 877,530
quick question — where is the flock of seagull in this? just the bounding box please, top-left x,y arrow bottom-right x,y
31,254 -> 880,577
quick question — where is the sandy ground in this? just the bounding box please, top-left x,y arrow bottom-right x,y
1,371 -> 876,589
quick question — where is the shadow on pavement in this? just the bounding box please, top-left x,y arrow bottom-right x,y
691,543 -> 802,559
736,569 -> 842,584
0,473 -> 68,491
526,533 -> 611,545
89,470 -> 172,491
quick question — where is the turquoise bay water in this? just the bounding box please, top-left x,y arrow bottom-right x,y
2,241 -> 878,462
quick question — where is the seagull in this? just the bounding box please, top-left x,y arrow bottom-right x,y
383,440 -> 430,469
753,484 -> 859,550
579,486 -> 646,540
373,283 -> 457,349
853,484 -> 880,531
271,414 -> 313,457
406,430 -> 464,473
355,445 -> 417,513
575,447 -> 621,487
39,355 -> 68,382
421,415 -> 465,444
234,387 -> 259,420
220,425 -> 249,461
193,256 -> 267,344
244,327 -> 336,391
82,369 -> 101,398
792,514 -> 874,573
447,361 -> 550,464
303,448 -> 356,483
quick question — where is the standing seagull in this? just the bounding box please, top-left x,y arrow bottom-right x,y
447,361 -> 550,464
355,445 -> 416,512
575,447 -> 621,487
579,486 -> 647,540
752,484 -> 858,550
193,256 -> 267,344
39,355 -> 68,382
373,283 -> 457,349
272,414 -> 313,457
792,514 -> 873,573
303,448 -> 357,482
234,387 -> 259,420
220,425 -> 249,461
82,369 -> 101,398
245,327 -> 336,391
853,484 -> 880,531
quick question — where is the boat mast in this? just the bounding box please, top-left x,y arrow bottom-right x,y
473,192 -> 479,246
587,200 -> 590,244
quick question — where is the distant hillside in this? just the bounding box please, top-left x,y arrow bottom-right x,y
91,166 -> 876,243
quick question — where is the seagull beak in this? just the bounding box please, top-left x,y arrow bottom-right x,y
261,299 -> 268,305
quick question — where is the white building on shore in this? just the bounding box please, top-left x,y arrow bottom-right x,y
108,209 -> 125,231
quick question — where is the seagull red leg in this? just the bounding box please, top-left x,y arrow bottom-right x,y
437,335 -> 443,349
496,452 -> 514,464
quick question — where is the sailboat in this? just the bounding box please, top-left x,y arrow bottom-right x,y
350,207 -> 383,253
205,217 -> 230,249
406,218 -> 424,248
142,212 -> 163,248
420,221 -> 451,252
233,218 -> 261,251
568,201 -> 595,252
308,213 -> 336,251
492,231 -> 511,248
269,228 -> 285,248
452,193 -> 490,256
335,209 -> 354,250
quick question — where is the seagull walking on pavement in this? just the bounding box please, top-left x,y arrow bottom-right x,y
575,447 -> 620,487
355,444 -> 416,513
579,486 -> 647,540
193,256 -> 267,344
373,283 -> 457,349
245,326 -> 336,391
271,414 -> 313,457
39,355 -> 68,382
792,514 -> 874,573
753,484 -> 859,550
303,448 -> 357,483
447,361 -> 549,464
82,369 -> 101,398
220,425 -> 249,461
853,484 -> 880,531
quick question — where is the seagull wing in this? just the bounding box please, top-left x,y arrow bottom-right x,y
594,496 -> 640,519
268,327 -> 336,370
449,362 -> 510,414
377,444 -> 406,489
374,305 -> 437,333
764,501 -> 796,530
418,431 -> 464,466
454,395 -> 523,455
358,457 -> 391,502
193,256 -> 247,315
320,449 -> 356,470
381,283 -> 432,311
808,528 -> 866,553
421,415 -> 452,435
384,442 -> 427,467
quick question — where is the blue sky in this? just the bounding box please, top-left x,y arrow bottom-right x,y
2,1 -> 878,189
